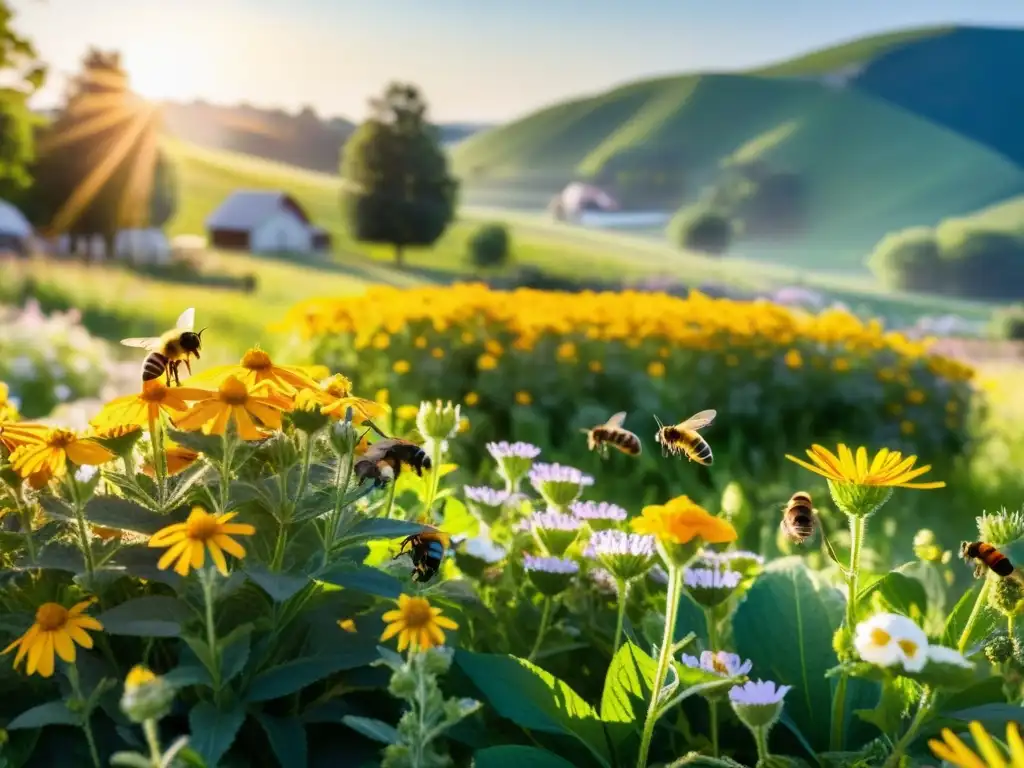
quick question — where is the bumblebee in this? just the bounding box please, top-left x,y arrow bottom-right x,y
781,491 -> 817,544
654,409 -> 716,465
354,421 -> 432,488
121,307 -> 205,386
961,540 -> 1015,579
581,411 -> 642,458
395,528 -> 451,583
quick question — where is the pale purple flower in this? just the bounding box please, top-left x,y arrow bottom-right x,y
684,567 -> 743,591
649,565 -> 669,585
463,486 -> 511,507
585,530 -> 655,559
570,500 -> 628,522
461,535 -> 507,563
526,510 -> 583,532
522,555 -> 580,574
486,441 -> 541,460
700,549 -> 765,567
682,651 -> 753,678
728,680 -> 791,705
529,462 -> 594,488
589,567 -> 619,594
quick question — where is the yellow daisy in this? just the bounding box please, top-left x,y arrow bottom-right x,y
124,664 -> 157,690
301,373 -> 388,424
631,494 -> 738,545
143,442 -> 200,478
186,346 -> 323,394
338,619 -> 357,633
785,444 -> 945,489
148,506 -> 256,576
380,594 -> 458,653
3,599 -> 104,678
90,379 -> 212,430
929,720 -> 1024,768
0,420 -> 51,453
173,376 -> 292,442
8,428 -> 115,479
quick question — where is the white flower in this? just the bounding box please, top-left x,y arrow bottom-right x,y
462,534 -> 506,564
682,650 -> 752,678
684,567 -> 742,590
854,612 -> 928,672
926,645 -> 972,669
728,679 -> 791,705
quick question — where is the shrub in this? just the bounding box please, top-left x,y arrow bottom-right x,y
281,284 -> 977,509
992,303 -> 1024,341
468,223 -> 510,268
667,207 -> 732,255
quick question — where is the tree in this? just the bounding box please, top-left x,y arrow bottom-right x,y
0,0 -> 47,205
340,82 -> 457,266
667,206 -> 732,255
468,222 -> 510,268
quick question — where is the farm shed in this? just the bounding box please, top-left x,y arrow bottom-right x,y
0,199 -> 33,255
205,190 -> 330,254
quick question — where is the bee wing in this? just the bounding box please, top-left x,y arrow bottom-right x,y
679,409 -> 717,431
604,411 -> 628,429
366,438 -> 401,458
120,337 -> 161,351
176,307 -> 196,331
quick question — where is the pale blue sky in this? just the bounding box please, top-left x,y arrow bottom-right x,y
12,0 -> 1024,122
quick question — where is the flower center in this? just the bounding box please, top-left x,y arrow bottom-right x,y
35,602 -> 69,631
140,382 -> 168,402
402,598 -> 433,629
218,377 -> 249,406
324,374 -> 353,398
897,639 -> 919,657
242,348 -> 272,371
711,656 -> 730,674
46,429 -> 75,449
185,511 -> 220,541
870,628 -> 891,647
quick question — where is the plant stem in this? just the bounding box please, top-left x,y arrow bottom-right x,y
612,578 -> 629,654
200,569 -> 222,696
381,478 -> 398,519
754,725 -> 771,762
705,606 -> 719,758
959,579 -> 993,655
143,719 -> 162,766
882,686 -> 935,768
636,564 -> 682,768
218,432 -> 234,513
15,487 -> 36,563
527,597 -> 553,662
68,664 -> 101,768
326,449 -> 354,550
148,413 -> 166,507
830,513 -> 867,752
68,477 -> 96,583
421,439 -> 444,519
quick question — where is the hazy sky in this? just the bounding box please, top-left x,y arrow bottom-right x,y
13,0 -> 1024,122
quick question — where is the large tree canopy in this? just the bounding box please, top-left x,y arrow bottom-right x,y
0,0 -> 47,205
340,82 -> 457,266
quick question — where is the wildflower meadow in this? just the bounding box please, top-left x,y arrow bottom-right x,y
0,286 -> 1020,768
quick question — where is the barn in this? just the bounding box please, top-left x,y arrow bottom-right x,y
205,190 -> 331,254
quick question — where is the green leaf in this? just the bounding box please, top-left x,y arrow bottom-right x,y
16,542 -> 84,573
253,713 -> 308,768
473,746 -> 577,768
6,701 -> 78,730
600,640 -> 656,726
853,677 -> 916,740
219,624 -> 253,684
455,650 -> 611,768
943,703 -> 1024,730
439,496 -> 478,539
942,582 -> 995,654
317,563 -> 403,599
341,715 -> 400,745
95,596 -> 192,637
82,496 -> 172,535
245,562 -> 309,602
166,428 -> 225,460
860,569 -> 928,622
732,557 -> 841,752
188,702 -> 246,767
337,518 -> 429,547
163,662 -> 211,689
247,647 -> 379,702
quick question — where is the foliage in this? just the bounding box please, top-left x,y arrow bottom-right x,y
467,223 -> 510,269
0,0 -> 46,204
0,301 -> 110,418
340,82 -> 458,266
667,206 -> 732,255
704,160 -> 806,239
991,303 -> 1024,341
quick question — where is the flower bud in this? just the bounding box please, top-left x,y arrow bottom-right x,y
120,665 -> 175,723
912,529 -> 945,563
289,392 -> 330,434
586,530 -> 656,583
416,400 -> 460,443
486,441 -> 541,492
827,480 -> 893,519
329,417 -> 360,457
977,509 -> 1024,548
528,463 -> 594,510
463,486 -> 511,527
985,633 -> 1014,664
990,577 -> 1024,617
92,424 -> 144,459
833,625 -> 854,661
683,564 -> 743,609
525,510 -> 583,557
523,554 -> 579,597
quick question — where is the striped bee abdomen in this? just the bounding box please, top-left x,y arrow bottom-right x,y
684,433 -> 714,465
141,352 -> 169,381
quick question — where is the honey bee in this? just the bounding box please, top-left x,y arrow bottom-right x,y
581,411 -> 642,458
120,307 -> 205,386
654,409 -> 716,465
961,541 -> 1015,579
781,491 -> 817,544
353,421 -> 432,488
395,527 -> 451,583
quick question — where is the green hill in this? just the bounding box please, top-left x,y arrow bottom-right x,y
452,25 -> 1024,273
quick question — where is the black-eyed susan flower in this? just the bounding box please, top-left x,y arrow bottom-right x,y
91,423 -> 144,456
185,346 -> 323,394
0,381 -> 19,421
380,594 -> 458,653
0,420 -> 50,453
148,506 -> 255,576
90,380 -> 212,430
121,664 -> 175,723
173,376 -> 292,442
929,720 -> 1024,768
3,598 -> 103,677
631,495 -> 737,567
302,373 -> 388,425
8,428 -> 115,479
143,442 -> 200,478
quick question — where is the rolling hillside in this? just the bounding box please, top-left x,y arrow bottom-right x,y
451,25 -> 1024,272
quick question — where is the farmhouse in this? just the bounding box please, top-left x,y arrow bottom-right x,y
548,182 -> 620,221
205,190 -> 332,254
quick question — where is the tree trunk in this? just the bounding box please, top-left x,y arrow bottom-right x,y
394,242 -> 404,268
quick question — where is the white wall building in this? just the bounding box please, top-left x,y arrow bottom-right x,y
205,190 -> 331,254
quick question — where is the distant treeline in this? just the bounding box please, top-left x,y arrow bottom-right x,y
158,101 -> 490,172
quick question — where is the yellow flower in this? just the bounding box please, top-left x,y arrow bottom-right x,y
372,332 -> 390,350
91,380 -> 212,430
907,389 -> 926,405
929,720 -> 1024,768
0,382 -> 18,421
588,360 -> 603,373
299,373 -> 387,425
556,342 -> 577,362
458,416 -> 470,433
900,420 -> 915,435
464,391 -> 479,407
396,404 -> 419,421
515,391 -> 532,406
188,346 -> 321,394
380,594 -> 458,653
431,347 -> 445,359
414,336 -> 428,348
393,360 -> 411,374
647,361 -> 666,378
785,444 -> 945,489
173,376 -> 292,442
9,428 -> 115,479
144,442 -> 200,478
125,664 -> 157,690
484,339 -> 504,356
477,353 -> 499,371
631,495 -> 738,545
832,358 -> 851,372
148,506 -> 256,576
460,331 -> 475,344
375,388 -> 390,405
338,619 -> 357,633
784,349 -> 803,369
3,599 -> 103,678
0,420 -> 50,453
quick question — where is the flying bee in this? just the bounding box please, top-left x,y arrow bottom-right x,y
961,540 -> 1016,579
781,491 -> 817,544
120,307 -> 205,387
581,411 -> 642,458
353,421 -> 432,488
394,527 -> 451,583
654,409 -> 716,465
